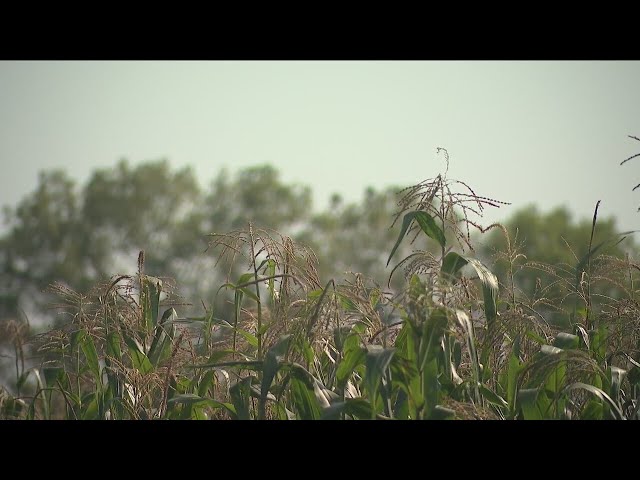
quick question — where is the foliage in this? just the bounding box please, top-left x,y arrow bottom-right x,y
477,204 -> 638,327
2,148 -> 640,420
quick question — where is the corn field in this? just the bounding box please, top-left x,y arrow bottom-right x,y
2,161 -> 640,421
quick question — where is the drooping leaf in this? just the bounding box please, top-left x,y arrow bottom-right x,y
141,276 -> 162,335
518,388 -> 551,420
148,308 -> 177,366
81,393 -> 100,420
81,334 -> 102,387
419,308 -> 448,367
229,376 -> 255,420
441,251 -> 469,282
540,345 -> 564,356
261,335 -> 292,402
106,331 -> 122,360
413,211 -> 446,249
364,346 -> 396,410
465,258 -> 499,327
197,370 -> 217,398
507,336 -> 522,415
336,340 -> 366,389
480,384 -> 508,409
430,405 -> 456,420
289,377 -> 321,420
167,394 -> 236,417
455,310 -> 479,383
422,357 -> 440,418
563,382 -> 624,420
321,398 -> 374,420
387,211 -> 445,267
43,367 -> 63,389
545,359 -> 567,398
609,367 -> 627,405
313,380 -> 340,410
236,328 -> 259,348
234,272 -> 260,302
123,334 -> 154,374
553,332 -> 580,350
581,399 -> 605,420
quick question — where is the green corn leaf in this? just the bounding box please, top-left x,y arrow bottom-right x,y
81,334 -> 102,387
423,357 -> 440,419
148,308 -> 177,366
197,370 -> 217,398
480,384 -> 508,409
106,331 -> 122,360
419,308 -> 448,367
321,398 -> 374,420
518,388 -> 549,420
123,334 -> 154,374
581,399 -> 605,420
261,335 -> 292,402
465,258 -> 498,327
43,367 -> 63,389
507,336 -> 521,415
387,211 -> 445,267
289,377 -> 321,420
81,392 -> 100,420
167,394 -> 236,416
236,328 -> 259,348
313,380 -> 340,409
364,345 -> 395,411
229,376 -> 255,420
141,276 -> 162,335
609,367 -> 627,405
540,345 -> 564,356
563,382 -> 625,420
431,405 -> 456,420
413,211 -> 446,249
553,332 -> 580,350
441,251 -> 469,282
336,335 -> 366,389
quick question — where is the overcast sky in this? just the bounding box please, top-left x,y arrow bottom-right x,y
1,61 -> 640,233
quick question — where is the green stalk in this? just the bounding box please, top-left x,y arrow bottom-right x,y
440,177 -> 447,306
506,228 -> 518,308
249,223 -> 265,419
585,200 -> 600,330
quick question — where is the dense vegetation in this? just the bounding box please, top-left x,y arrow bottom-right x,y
1,148 -> 640,420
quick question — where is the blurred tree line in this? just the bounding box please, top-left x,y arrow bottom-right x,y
1,159 -> 637,376
0,160 -> 416,329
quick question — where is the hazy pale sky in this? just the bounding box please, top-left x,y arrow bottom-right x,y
1,61 -> 640,232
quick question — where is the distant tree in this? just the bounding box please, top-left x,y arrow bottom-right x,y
81,159 -> 204,279
0,161 -> 200,328
204,165 -> 312,233
0,170 -> 87,384
1,171 -> 87,317
0,162 -> 317,328
0,162 -> 317,386
181,165 -> 314,306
